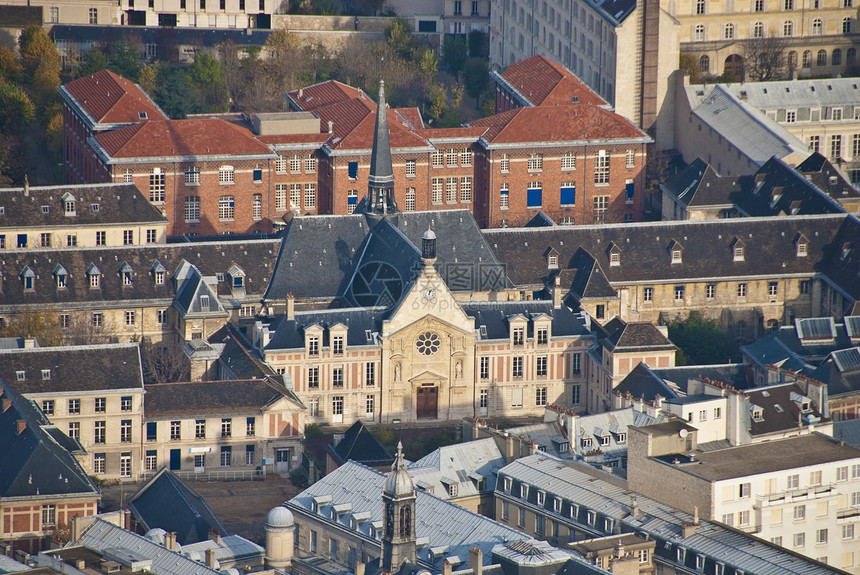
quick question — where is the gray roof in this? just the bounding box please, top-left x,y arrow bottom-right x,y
408,438 -> 505,500
75,519 -> 223,575
0,343 -> 144,395
0,377 -> 99,500
706,78 -> 860,111
661,158 -> 738,208
368,81 -> 394,187
264,210 -> 512,302
833,418 -> 860,447
687,84 -> 808,167
287,461 -> 538,571
498,453 -> 839,574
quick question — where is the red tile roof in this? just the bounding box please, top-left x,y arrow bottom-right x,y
309,97 -> 430,152
469,105 -> 647,144
256,133 -> 332,146
420,127 -> 487,141
499,55 -> 607,107
394,108 -> 424,129
63,69 -> 168,125
94,118 -> 275,159
287,80 -> 366,112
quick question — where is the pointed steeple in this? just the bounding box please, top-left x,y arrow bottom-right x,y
382,440 -> 416,572
368,80 -> 397,215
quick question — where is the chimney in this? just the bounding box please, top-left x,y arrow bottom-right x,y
24,338 -> 36,349
469,547 -> 482,575
682,522 -> 698,538
214,531 -> 221,545
165,532 -> 177,551
205,548 -> 216,568
693,506 -> 699,524
327,121 -> 334,133
505,433 -> 515,462
630,497 -> 639,517
16,420 -> 26,435
552,276 -> 562,309
442,560 -> 452,575
286,293 -> 295,320
298,88 -> 303,99
76,560 -> 87,570
355,561 -> 366,575
566,412 -> 577,449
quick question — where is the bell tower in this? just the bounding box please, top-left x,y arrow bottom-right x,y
382,441 -> 416,572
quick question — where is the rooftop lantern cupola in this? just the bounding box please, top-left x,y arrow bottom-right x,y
422,227 -> 437,266
368,80 -> 397,215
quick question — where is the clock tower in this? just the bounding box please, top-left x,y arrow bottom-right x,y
382,441 -> 417,573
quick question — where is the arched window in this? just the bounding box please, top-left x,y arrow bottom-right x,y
847,47 -> 857,66
700,55 -> 710,73
695,24 -> 705,40
753,21 -> 763,37
783,20 -> 793,36
811,18 -> 822,35
818,49 -> 828,66
833,49 -> 842,66
788,51 -> 797,69
802,50 -> 812,67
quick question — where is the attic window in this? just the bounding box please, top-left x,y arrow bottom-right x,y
617,432 -> 626,443
16,370 -> 25,381
139,112 -> 148,120
671,249 -> 682,263
751,407 -> 764,422
41,205 -> 49,214
63,193 -> 76,216
610,252 -> 620,266
41,369 -> 51,380
733,245 -> 744,261
155,271 -> 165,284
201,295 -> 210,309
92,203 -> 99,212
548,254 -> 558,269
796,240 -> 807,257
232,275 -> 244,289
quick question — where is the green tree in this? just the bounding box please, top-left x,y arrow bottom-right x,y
463,57 -> 488,106
17,26 -> 61,104
0,46 -> 22,84
108,41 -> 143,81
428,82 -> 448,121
77,48 -> 109,78
0,82 -> 35,133
138,62 -> 160,96
153,68 -> 201,118
188,52 -> 228,111
385,16 -> 411,59
467,30 -> 488,58
679,52 -> 703,83
668,311 -> 741,365
442,35 -> 467,82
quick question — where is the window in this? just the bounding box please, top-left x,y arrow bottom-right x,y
561,152 -> 576,170
170,420 -> 181,440
528,154 -> 543,172
696,0 -> 705,13
304,183 -> 316,209
480,389 -> 488,407
347,161 -> 358,179
737,283 -> 747,297
512,357 -> 523,378
196,419 -> 206,438
812,18 -> 822,35
246,445 -> 255,465
537,328 -> 548,345
332,395 -> 344,416
446,148 -> 458,167
572,353 -> 582,374
42,400 -> 54,415
594,150 -> 609,184
405,188 -> 416,211
784,0 -> 792,7
94,421 -> 106,444
739,483 -> 750,498
500,154 -> 510,173
738,510 -> 750,526
800,280 -> 809,294
500,184 -> 509,209
432,149 -> 444,167
123,230 -> 134,245
290,184 -> 302,210
460,177 -> 472,202
365,363 -> 375,387
810,470 -> 822,485
844,17 -> 852,34
146,422 -> 157,441
537,357 -> 548,378
95,230 -> 106,246
783,20 -> 792,36
527,182 -> 542,208
275,156 -> 288,173
49,6 -> 58,21
694,24 -> 705,41
40,232 -> 51,247
121,420 -> 132,442
431,178 -> 443,204
185,196 -> 200,222
89,7 -> 98,23
304,156 -> 317,173
626,149 -> 635,168
817,529 -> 828,544
221,446 -> 232,466
446,178 -> 457,203
725,23 -> 734,39
675,286 -> 685,302
818,50 -> 828,66
126,310 -> 136,326
308,367 -> 320,388
834,107 -> 844,121
753,21 -> 764,37
809,135 -> 820,153
42,504 -> 56,526
95,397 -> 106,413
149,168 -> 165,202
219,195 -> 235,220
69,421 -> 80,440
844,524 -> 855,540
643,287 -> 653,302
91,453 -> 106,474
69,399 -> 80,414
253,194 -> 262,220
219,165 -> 235,184
794,504 -> 806,520
480,357 -> 489,379
220,418 -> 232,438
347,189 -> 358,213
145,450 -> 157,471
832,135 -> 843,159
333,367 -> 344,388
593,196 -> 608,223
785,110 -> 796,123
332,336 -> 344,355
120,396 -> 132,412
405,159 -> 416,177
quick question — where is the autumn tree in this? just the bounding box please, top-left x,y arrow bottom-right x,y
264,29 -> 307,97
18,25 -> 61,106
188,52 -> 229,112
0,309 -> 64,347
0,46 -> 22,84
744,35 -> 788,81
140,341 -> 191,384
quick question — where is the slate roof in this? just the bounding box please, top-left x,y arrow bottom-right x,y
833,418 -> 860,447
75,518 -> 223,575
59,69 -> 167,127
650,364 -> 750,392
0,377 -> 99,500
264,210 -> 511,302
743,383 -> 827,437
595,318 -> 675,352
499,453 -> 838,575
92,119 -> 277,162
0,239 -> 279,308
287,460 -> 543,571
796,152 -> 860,202
0,183 -> 167,229
408,438 -> 504,500
326,420 -> 393,468
144,378 -> 293,418
483,214 -> 860,302
660,158 -> 738,207
493,55 -> 608,108
686,85 -> 808,166
468,105 -> 649,147
0,343 -> 144,395
266,307 -> 388,351
128,468 -> 227,545
709,77 -> 860,112
469,301 -> 591,341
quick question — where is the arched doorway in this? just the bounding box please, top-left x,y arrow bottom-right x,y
724,54 -> 745,81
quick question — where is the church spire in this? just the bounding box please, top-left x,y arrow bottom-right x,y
368,80 -> 396,214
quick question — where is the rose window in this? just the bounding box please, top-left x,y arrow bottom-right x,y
416,331 -> 440,356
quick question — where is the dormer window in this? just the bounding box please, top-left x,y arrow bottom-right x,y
751,406 -> 764,422
156,271 -> 165,284
610,252 -> 620,266
512,326 -> 524,346
617,432 -> 626,443
796,235 -> 808,257
669,241 -> 683,264
119,262 -> 133,286
200,295 -> 210,310
53,264 -> 68,289
308,336 -> 319,356
732,238 -> 745,261
20,266 -> 35,291
548,254 -> 558,268
151,261 -> 166,285
62,193 -> 76,216
87,263 -> 102,289
520,483 -> 529,499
